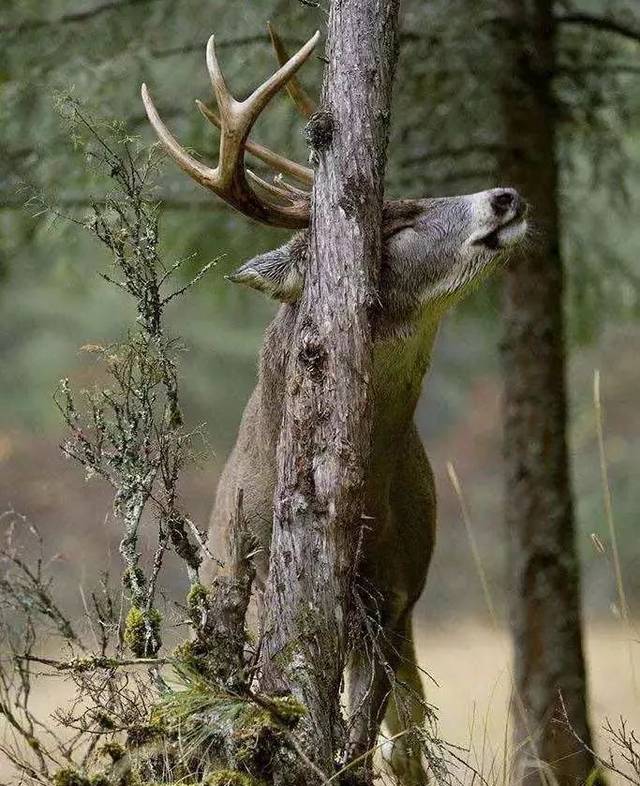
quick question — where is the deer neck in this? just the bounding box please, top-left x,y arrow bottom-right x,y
258,306 -> 439,462
371,315 -> 439,455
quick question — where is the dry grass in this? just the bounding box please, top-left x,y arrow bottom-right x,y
412,618 -> 639,784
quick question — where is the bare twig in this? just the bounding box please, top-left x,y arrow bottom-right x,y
557,693 -> 640,785
16,655 -> 169,671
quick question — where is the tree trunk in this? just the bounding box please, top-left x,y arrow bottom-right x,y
257,1 -> 401,783
497,3 -> 599,784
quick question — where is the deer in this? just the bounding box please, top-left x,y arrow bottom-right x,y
142,26 -> 527,786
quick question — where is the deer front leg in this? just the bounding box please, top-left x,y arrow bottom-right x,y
346,630 -> 400,782
382,615 -> 429,786
346,610 -> 429,785
346,601 -> 419,781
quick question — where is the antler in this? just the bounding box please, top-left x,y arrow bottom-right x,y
193,24 -> 320,188
267,22 -> 318,119
141,30 -> 319,228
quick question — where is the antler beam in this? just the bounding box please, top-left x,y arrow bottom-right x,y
195,101 -> 313,187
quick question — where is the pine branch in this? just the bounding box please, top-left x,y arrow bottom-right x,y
0,195 -> 231,212
557,63 -> 640,77
557,12 -> 640,44
150,33 -> 303,59
401,142 -> 507,168
0,0 -> 163,35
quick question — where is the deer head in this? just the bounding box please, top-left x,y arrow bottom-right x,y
142,26 -> 527,334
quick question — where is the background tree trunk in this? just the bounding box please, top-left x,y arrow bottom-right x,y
497,2 -> 599,784
257,1 -> 401,783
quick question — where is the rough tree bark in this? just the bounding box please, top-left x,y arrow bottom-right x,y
497,3 -> 599,784
257,1 -> 401,783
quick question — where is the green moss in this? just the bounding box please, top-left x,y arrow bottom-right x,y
205,770 -> 261,786
52,769 -> 91,786
123,605 -> 162,657
585,768 -> 608,786
186,582 -> 209,609
100,741 -> 125,762
126,721 -> 166,747
89,776 -> 112,786
267,695 -> 306,725
122,566 -> 146,591
172,639 -> 218,680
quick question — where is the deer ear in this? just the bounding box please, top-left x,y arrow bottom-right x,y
226,239 -> 305,302
382,199 -> 426,239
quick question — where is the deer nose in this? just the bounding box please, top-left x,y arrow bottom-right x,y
491,188 -> 521,217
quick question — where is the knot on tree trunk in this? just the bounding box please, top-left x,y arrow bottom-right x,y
305,110 -> 334,153
297,329 -> 327,378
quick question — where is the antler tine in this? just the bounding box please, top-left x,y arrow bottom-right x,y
267,22 -> 318,119
205,35 -> 236,118
246,169 -> 298,203
142,83 -> 215,189
273,173 -> 310,198
242,30 -> 320,124
195,100 -> 314,187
